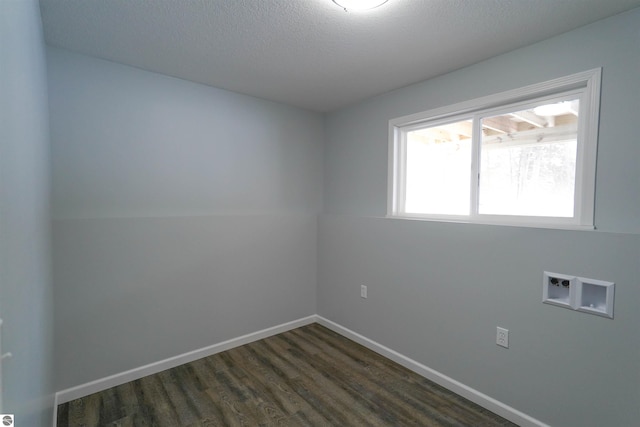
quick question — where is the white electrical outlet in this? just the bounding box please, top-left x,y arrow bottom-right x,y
361,285 -> 367,299
496,327 -> 509,348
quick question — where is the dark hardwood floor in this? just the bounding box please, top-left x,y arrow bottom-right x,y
57,323 -> 517,426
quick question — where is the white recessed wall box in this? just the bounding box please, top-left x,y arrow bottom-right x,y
542,271 -> 576,309
575,277 -> 615,318
542,271 -> 614,319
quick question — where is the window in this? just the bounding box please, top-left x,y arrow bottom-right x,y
388,69 -> 601,229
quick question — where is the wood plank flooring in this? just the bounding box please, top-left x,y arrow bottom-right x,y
57,323 -> 517,426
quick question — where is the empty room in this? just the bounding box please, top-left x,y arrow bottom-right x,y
1,0 -> 639,426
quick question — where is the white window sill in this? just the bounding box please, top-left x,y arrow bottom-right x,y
386,213 -> 596,231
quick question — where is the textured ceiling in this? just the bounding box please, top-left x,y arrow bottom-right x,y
40,0 -> 640,112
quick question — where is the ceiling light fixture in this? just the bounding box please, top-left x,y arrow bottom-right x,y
332,0 -> 389,12
533,101 -> 573,117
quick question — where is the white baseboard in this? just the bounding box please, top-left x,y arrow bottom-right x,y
55,314 -> 548,427
54,315 -> 317,406
315,316 -> 550,427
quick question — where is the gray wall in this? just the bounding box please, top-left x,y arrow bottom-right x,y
48,48 -> 322,219
47,7 -> 640,426
0,0 -> 54,425
320,8 -> 640,427
48,48 -> 323,390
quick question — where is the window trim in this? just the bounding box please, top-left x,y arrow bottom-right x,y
388,68 -> 602,230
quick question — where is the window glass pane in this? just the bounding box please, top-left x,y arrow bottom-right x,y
479,100 -> 579,217
405,120 -> 472,215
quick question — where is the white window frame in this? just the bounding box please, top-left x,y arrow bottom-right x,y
388,68 -> 601,230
